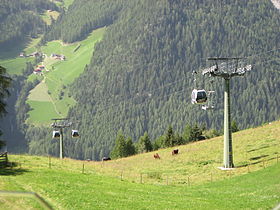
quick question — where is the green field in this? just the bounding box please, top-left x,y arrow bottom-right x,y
90,120 -> 280,185
0,57 -> 34,75
0,24 -> 105,125
0,122 -> 280,209
41,10 -> 60,25
53,0 -> 75,10
28,82 -> 52,102
0,37 -> 41,75
27,101 -> 60,124
25,27 -> 105,124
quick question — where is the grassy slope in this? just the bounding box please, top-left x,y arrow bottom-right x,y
91,120 -> 280,185
0,0 -> 95,125
0,37 -> 41,75
0,122 -> 279,209
53,0 -> 75,10
0,26 -> 105,125
26,27 -> 105,124
41,10 -> 60,25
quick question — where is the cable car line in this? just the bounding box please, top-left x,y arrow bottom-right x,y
74,85 -> 189,122
95,47 -> 280,108
84,55 -> 280,118
71,49 -> 280,122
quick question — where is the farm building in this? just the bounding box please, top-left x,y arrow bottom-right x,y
51,54 -> 66,60
33,68 -> 42,75
29,52 -> 41,57
19,52 -> 25,57
37,65 -> 45,70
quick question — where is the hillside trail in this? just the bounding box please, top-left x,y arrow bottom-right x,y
41,70 -> 64,118
271,0 -> 280,10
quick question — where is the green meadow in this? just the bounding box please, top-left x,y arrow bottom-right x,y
53,0 -> 75,10
0,121 -> 279,209
41,10 -> 60,25
26,27 -> 105,124
0,23 -> 105,125
90,120 -> 280,185
0,37 -> 41,75
26,101 -> 59,124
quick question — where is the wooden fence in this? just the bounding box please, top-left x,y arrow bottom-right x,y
0,152 -> 8,167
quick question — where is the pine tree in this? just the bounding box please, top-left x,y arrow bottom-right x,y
110,130 -> 126,159
231,120 -> 239,133
125,137 -> 136,157
0,66 -> 12,117
182,124 -> 192,143
190,124 -> 203,141
137,132 -> 153,153
0,66 -> 11,149
0,131 -> 5,150
163,125 -> 175,148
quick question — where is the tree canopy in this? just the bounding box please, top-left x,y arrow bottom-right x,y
0,66 -> 12,149
1,0 -> 279,159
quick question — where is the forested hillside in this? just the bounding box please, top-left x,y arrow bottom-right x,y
0,0 -> 59,49
0,0 -> 61,152
1,0 -> 279,160
42,0 -> 125,43
24,0 -> 280,160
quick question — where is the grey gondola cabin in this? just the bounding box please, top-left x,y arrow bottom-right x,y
52,130 -> 60,138
71,130 -> 79,138
191,89 -> 207,104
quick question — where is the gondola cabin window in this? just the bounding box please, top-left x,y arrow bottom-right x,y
191,89 -> 207,104
52,131 -> 60,138
71,130 -> 79,138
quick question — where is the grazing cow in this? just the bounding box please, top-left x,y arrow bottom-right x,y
102,157 -> 111,161
172,149 -> 179,155
153,153 -> 160,159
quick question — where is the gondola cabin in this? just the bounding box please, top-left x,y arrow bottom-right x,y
52,130 -> 60,138
71,130 -> 79,138
191,89 -> 207,104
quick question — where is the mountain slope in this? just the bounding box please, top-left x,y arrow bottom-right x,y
26,27 -> 105,124
63,0 -> 280,160
0,0 -> 59,49
1,0 -> 280,160
2,120 -> 280,209
84,120 -> 280,185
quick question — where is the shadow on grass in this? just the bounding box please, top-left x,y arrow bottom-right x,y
0,162 -> 29,176
0,35 -> 35,59
247,145 -> 269,153
235,155 -> 270,168
249,154 -> 269,161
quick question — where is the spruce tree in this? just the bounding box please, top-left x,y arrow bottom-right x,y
231,120 -> 239,133
125,137 -> 136,157
0,66 -> 11,150
110,130 -> 126,159
182,124 -> 192,143
137,132 -> 153,153
163,125 -> 175,148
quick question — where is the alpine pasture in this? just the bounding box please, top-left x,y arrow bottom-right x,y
26,27 -> 105,124
0,121 -> 279,209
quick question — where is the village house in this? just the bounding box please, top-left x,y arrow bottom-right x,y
33,68 -> 42,75
51,53 -> 66,60
37,65 -> 45,70
29,52 -> 41,57
19,52 -> 25,57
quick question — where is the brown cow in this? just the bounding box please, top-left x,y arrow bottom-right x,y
172,149 -> 179,155
153,153 -> 160,159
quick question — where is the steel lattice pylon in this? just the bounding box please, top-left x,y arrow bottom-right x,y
202,57 -> 252,169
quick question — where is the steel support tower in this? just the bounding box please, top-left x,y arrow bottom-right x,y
51,118 -> 72,159
202,57 -> 252,168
